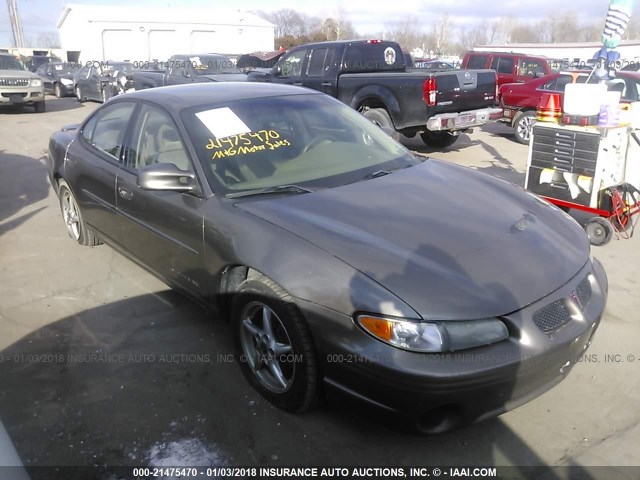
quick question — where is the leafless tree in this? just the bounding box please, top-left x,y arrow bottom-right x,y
36,32 -> 61,48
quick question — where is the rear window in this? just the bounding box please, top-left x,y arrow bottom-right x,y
342,43 -> 404,72
466,54 -> 488,69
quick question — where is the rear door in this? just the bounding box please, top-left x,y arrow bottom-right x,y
66,101 -> 137,242
491,55 -> 517,84
301,46 -> 337,95
116,102 -> 206,295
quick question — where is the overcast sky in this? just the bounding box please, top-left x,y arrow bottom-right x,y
0,0 -> 615,47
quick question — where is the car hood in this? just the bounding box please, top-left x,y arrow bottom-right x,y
0,70 -> 39,79
236,160 -> 590,320
197,73 -> 247,82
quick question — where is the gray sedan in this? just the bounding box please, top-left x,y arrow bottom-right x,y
48,83 -> 607,433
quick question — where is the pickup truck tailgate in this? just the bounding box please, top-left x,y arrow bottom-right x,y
434,69 -> 496,113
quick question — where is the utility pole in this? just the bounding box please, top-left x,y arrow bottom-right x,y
7,0 -> 25,48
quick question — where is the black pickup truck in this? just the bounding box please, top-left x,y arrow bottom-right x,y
248,40 -> 501,148
133,54 -> 247,90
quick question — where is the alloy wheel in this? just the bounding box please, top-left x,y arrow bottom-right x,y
61,189 -> 80,240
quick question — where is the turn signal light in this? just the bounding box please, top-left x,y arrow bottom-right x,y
358,316 -> 393,341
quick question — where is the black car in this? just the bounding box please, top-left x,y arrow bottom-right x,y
36,62 -> 81,97
48,83 -> 607,433
26,55 -> 62,73
74,61 -> 134,103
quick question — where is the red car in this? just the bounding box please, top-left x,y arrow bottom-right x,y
499,70 -> 640,144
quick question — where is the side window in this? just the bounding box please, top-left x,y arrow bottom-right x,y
90,102 -> 136,160
307,48 -> 330,77
467,54 -> 488,69
81,115 -> 98,143
280,50 -> 306,78
519,59 -> 545,77
127,104 -> 192,172
493,57 -> 515,75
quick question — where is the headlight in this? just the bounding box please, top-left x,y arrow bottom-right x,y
60,78 -> 73,86
356,315 -> 509,353
30,78 -> 42,87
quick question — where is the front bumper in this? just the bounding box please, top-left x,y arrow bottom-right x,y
427,107 -> 504,132
299,258 -> 607,432
0,86 -> 45,105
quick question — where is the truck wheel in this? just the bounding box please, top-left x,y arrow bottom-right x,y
34,101 -> 46,113
585,217 -> 614,247
420,131 -> 458,148
513,111 -> 536,145
362,108 -> 393,129
54,83 -> 63,98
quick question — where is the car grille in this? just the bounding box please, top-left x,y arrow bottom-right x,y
0,78 -> 30,87
533,300 -> 572,332
533,276 -> 592,333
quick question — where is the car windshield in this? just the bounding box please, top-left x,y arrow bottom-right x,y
190,55 -> 242,75
0,55 -> 26,71
182,94 -> 418,195
106,62 -> 133,73
52,63 -> 81,75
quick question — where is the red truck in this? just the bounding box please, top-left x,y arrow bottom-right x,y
461,51 -> 560,87
499,70 -> 640,144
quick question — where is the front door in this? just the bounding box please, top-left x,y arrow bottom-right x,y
116,103 -> 206,296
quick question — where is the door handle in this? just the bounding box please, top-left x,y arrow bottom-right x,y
321,82 -> 331,87
292,82 -> 302,86
118,185 -> 133,200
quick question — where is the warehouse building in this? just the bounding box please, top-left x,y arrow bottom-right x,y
56,4 -> 275,63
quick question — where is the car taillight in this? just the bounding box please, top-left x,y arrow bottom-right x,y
423,77 -> 437,106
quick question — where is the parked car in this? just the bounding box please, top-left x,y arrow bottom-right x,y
0,54 -> 46,112
35,61 -> 81,98
249,40 -> 501,149
499,70 -> 640,143
236,50 -> 284,73
48,82 -> 607,433
74,61 -> 135,103
462,51 -> 563,87
131,54 -> 246,90
25,54 -> 62,73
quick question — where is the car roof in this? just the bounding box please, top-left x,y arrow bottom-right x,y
119,82 -> 320,110
467,51 -> 549,60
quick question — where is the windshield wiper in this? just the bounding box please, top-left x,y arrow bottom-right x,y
226,185 -> 313,199
362,170 -> 392,181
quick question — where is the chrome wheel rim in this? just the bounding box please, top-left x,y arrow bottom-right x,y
239,302 -> 295,393
61,189 -> 80,240
517,115 -> 534,141
76,87 -> 81,100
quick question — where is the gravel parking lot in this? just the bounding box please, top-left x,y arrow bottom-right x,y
0,96 -> 639,474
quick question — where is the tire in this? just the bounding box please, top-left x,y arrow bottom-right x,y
513,111 -> 536,145
76,86 -> 85,103
362,107 -> 393,129
101,87 -> 109,104
54,83 -> 62,98
57,180 -> 101,246
585,217 -> 614,247
232,277 -> 319,412
34,101 -> 46,113
420,130 -> 458,148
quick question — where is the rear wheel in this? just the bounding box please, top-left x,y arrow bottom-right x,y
362,107 -> 393,129
233,277 -> 319,412
420,130 -> 458,149
513,111 -> 536,144
57,180 -> 101,246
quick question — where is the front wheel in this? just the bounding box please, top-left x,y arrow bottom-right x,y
54,83 -> 63,98
101,87 -> 109,103
420,130 -> 458,149
513,111 -> 536,145
76,86 -> 85,103
34,101 -> 46,113
232,277 -> 319,412
57,180 -> 101,246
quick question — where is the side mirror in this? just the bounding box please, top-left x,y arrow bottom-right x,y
137,163 -> 199,193
271,65 -> 282,77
